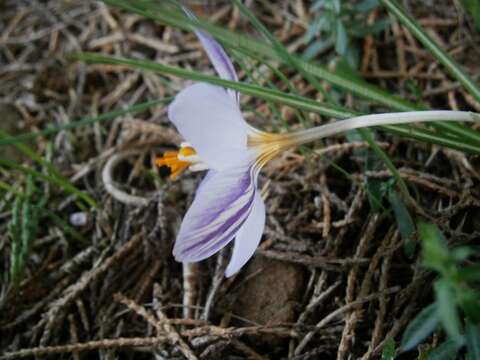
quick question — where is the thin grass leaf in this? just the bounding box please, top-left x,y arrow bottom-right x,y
8,196 -> 22,288
231,52 -> 288,130
103,0 -> 423,112
75,52 -> 480,156
358,128 -> 411,199
380,0 -> 480,103
0,158 -> 96,208
388,188 -> 416,256
0,131 -> 63,180
0,180 -> 22,196
401,303 -> 439,351
0,132 -> 93,212
75,52 -> 358,118
8,176 -> 47,289
382,123 -> 480,154
0,99 -> 170,147
231,0 -> 334,104
111,0 -> 480,144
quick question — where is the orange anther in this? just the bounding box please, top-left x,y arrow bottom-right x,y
179,146 -> 196,157
155,149 -> 194,179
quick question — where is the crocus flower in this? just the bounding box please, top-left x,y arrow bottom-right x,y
156,13 -> 478,277
155,23 -> 297,277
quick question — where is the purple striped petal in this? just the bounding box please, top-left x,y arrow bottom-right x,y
224,191 -> 266,277
168,83 -> 248,171
183,7 -> 239,104
173,161 -> 257,262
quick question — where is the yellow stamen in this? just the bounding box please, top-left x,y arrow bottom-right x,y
155,147 -> 197,179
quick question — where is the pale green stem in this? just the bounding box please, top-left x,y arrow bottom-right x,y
288,111 -> 479,146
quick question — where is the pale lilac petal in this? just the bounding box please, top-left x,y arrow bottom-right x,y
173,162 -> 256,262
224,191 -> 265,277
183,7 -> 239,104
168,83 -> 248,171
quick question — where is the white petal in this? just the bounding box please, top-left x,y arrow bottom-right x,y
183,7 -> 239,104
173,162 -> 256,262
168,83 -> 248,171
224,191 -> 265,277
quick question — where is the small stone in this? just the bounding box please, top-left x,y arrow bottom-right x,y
69,212 -> 88,227
230,255 -> 306,349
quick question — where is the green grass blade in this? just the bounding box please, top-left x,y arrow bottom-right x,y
231,0 -> 334,105
382,124 -> 480,154
233,0 -> 479,143
102,0 -> 422,112
0,99 -> 170,147
75,52 -> 355,118
104,0 -> 480,144
0,159 -> 97,208
358,128 -> 410,198
75,52 -> 480,155
381,0 -> 480,103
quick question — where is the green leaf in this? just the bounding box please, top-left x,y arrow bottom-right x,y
382,338 -> 396,360
335,19 -> 348,55
401,303 -> 439,351
461,0 -> 480,30
388,189 -> 416,255
466,319 -> 480,360
451,246 -> 474,262
434,280 -> 463,344
426,339 -> 464,360
418,222 -> 450,274
303,38 -> 333,60
353,0 -> 380,12
304,15 -> 329,43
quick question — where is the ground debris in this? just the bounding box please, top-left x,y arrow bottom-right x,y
0,1 -> 479,359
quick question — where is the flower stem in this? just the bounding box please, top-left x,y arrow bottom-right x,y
289,111 -> 479,146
